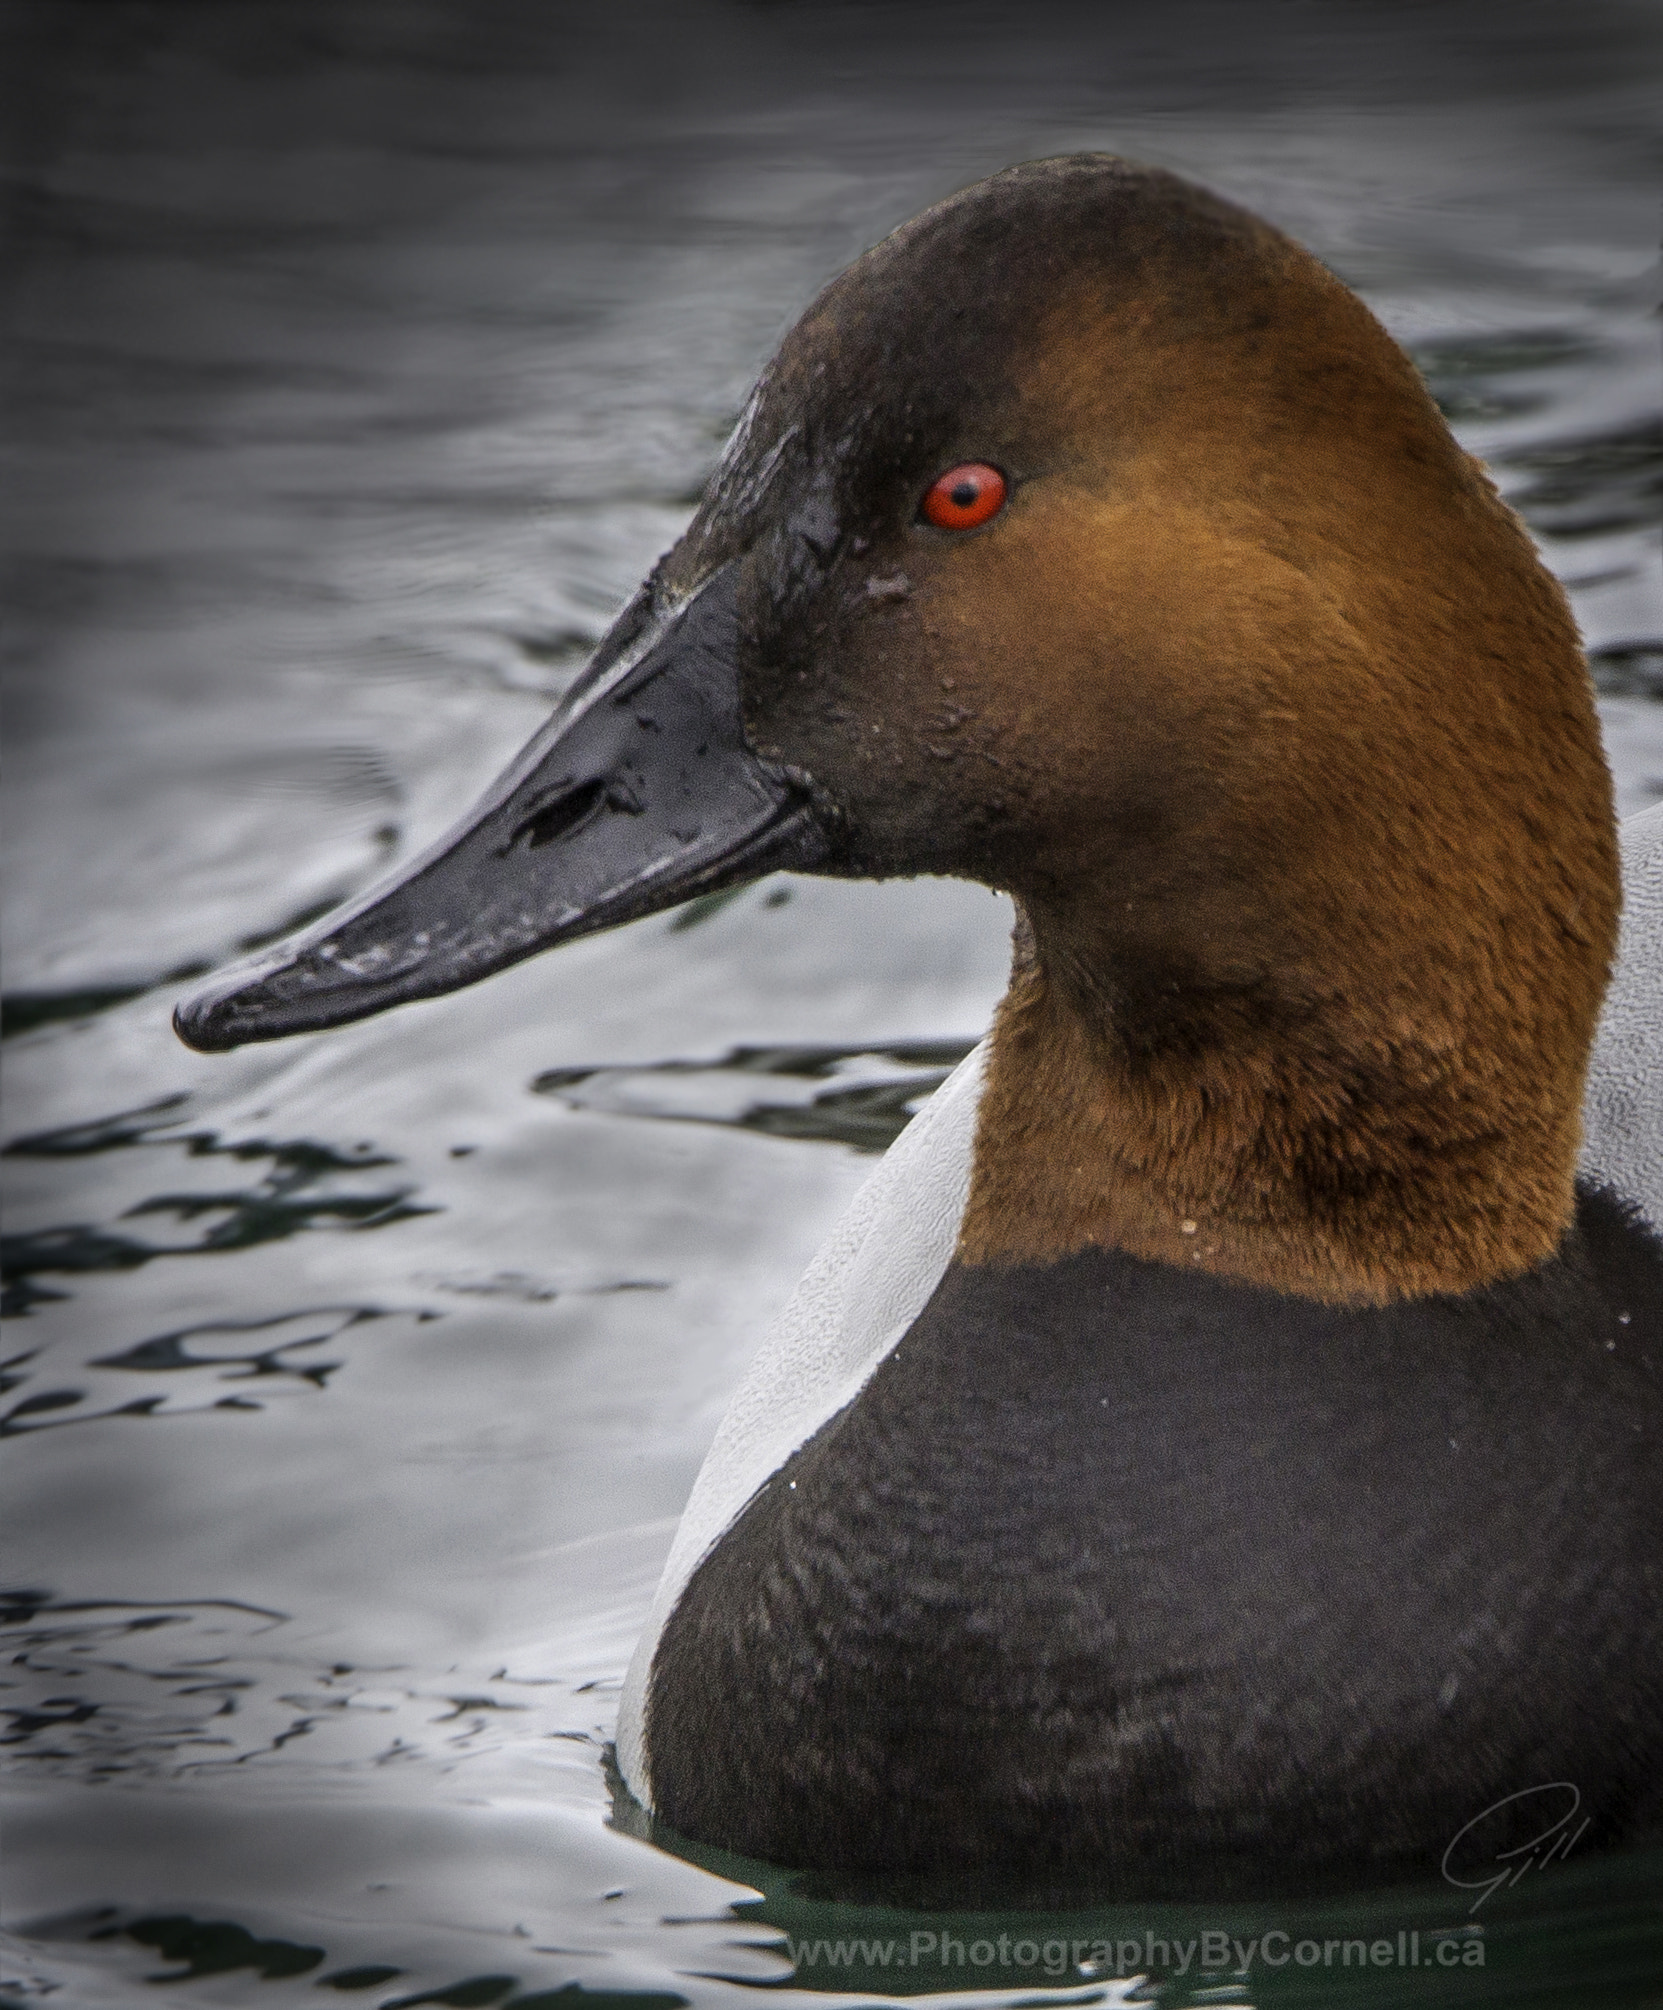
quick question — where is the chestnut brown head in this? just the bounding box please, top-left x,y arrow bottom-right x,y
175,157 -> 1616,1304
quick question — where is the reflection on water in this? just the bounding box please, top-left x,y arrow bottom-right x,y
4,0 -> 1661,2003
2,1100 -> 429,1325
630,1792 -> 1663,2006
1501,417 -> 1663,542
1590,641 -> 1663,701
6,1307 -> 390,1435
533,1041 -> 980,1155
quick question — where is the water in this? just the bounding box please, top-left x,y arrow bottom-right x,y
4,3 -> 1661,2004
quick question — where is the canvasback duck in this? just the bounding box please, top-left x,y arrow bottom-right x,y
176,157 -> 1662,1897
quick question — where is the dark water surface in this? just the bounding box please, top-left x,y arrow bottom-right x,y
4,3 -> 1661,2004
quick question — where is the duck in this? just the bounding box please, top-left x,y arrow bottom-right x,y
175,155 -> 1663,1900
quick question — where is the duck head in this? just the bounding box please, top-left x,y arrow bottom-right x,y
176,155 -> 1618,1307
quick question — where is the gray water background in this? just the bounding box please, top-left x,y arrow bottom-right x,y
4,2 -> 1661,2004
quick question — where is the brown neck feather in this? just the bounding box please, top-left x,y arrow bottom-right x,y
959,879 -> 1608,1307
950,279 -> 1618,1305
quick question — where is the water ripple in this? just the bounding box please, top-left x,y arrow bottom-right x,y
531,1040 -> 978,1156
2,1104 -> 433,1318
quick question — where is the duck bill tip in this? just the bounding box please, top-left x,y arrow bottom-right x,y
170,566 -> 833,1054
170,938 -> 408,1051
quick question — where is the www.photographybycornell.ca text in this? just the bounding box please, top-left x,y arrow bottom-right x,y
784,1782 -> 1594,1981
787,1925 -> 1486,1980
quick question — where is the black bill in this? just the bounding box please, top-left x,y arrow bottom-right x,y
173,564 -> 828,1052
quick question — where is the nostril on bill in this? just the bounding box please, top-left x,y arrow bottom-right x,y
504,777 -> 608,854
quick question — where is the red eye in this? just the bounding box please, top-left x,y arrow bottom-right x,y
921,462 -> 1007,530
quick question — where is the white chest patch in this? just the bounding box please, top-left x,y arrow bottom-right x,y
614,1042 -> 985,1798
615,806 -> 1663,1807
1582,802 -> 1663,1234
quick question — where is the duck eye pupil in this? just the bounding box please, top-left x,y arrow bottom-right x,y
921,460 -> 1007,529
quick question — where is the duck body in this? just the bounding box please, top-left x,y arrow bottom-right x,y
174,157 -> 1663,1897
627,811 -> 1663,1892
645,1187 -> 1660,1892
